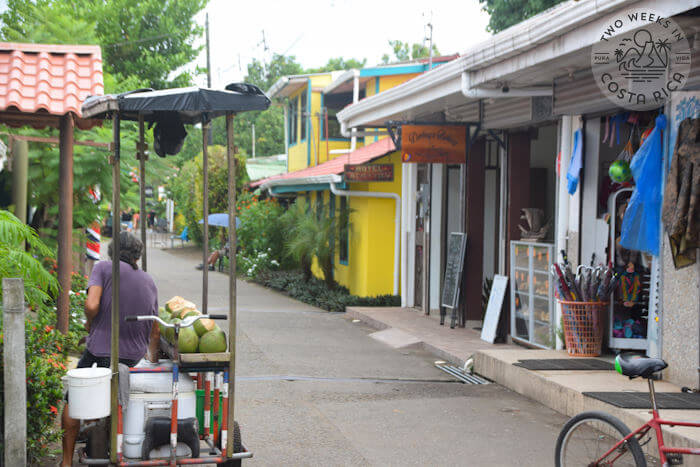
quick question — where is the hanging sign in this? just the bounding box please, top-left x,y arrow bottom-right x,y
401,124 -> 467,164
344,164 -> 394,182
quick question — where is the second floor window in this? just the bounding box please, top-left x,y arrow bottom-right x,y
300,90 -> 307,141
288,98 -> 297,145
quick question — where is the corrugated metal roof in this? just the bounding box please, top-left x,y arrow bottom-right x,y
251,137 -> 396,188
0,42 -> 103,128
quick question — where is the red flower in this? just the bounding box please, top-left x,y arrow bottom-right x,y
49,406 -> 58,415
45,325 -> 53,333
39,348 -> 45,353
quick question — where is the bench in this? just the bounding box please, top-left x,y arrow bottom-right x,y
170,226 -> 189,248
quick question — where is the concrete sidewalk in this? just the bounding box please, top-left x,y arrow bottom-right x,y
348,306 -> 700,463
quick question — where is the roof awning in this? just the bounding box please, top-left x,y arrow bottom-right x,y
253,137 -> 396,192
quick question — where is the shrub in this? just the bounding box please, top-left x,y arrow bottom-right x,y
236,192 -> 289,268
253,270 -> 400,313
237,248 -> 279,279
0,304 -> 70,464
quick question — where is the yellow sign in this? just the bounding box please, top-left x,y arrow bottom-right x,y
401,125 -> 467,164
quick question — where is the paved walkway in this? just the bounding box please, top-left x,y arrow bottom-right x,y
144,243 -> 572,466
347,306 -> 517,367
347,305 -> 700,464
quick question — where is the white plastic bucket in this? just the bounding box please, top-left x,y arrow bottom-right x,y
67,364 -> 112,419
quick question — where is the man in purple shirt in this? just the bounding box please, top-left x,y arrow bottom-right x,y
61,232 -> 160,467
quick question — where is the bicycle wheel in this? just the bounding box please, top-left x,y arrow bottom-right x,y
555,411 -> 646,467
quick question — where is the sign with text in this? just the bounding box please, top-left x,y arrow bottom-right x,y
344,164 -> 394,182
401,125 -> 467,164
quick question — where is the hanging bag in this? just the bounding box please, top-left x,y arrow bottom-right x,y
619,114 -> 667,256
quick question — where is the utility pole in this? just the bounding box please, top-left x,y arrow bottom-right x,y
252,123 -> 256,159
205,13 -> 212,88
205,12 -> 213,145
424,12 -> 433,69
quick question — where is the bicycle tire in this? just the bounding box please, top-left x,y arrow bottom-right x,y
555,411 -> 647,467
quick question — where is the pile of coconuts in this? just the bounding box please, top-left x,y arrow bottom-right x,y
159,296 -> 227,354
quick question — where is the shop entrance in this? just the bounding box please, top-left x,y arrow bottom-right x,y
508,124 -> 559,348
414,163 -> 430,311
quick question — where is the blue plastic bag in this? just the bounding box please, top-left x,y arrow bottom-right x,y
620,114 -> 666,256
567,129 -> 583,195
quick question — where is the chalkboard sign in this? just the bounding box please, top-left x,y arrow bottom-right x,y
441,232 -> 467,309
481,275 -> 508,344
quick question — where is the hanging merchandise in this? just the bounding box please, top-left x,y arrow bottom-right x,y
662,117 -> 700,268
608,119 -> 639,183
620,114 -> 666,256
567,129 -> 583,195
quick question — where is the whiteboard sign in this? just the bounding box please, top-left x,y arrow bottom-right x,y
481,275 -> 509,344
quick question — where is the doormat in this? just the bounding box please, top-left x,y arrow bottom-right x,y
514,359 -> 614,371
584,392 -> 700,410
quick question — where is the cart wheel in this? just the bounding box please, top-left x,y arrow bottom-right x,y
85,418 -> 110,466
217,421 -> 242,466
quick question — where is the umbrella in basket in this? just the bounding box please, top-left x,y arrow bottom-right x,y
198,213 -> 241,228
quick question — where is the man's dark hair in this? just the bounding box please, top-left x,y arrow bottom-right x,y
108,231 -> 143,270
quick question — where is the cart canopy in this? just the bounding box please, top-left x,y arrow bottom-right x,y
81,83 -> 270,123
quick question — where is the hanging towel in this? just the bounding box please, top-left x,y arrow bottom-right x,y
567,129 -> 583,195
662,117 -> 700,268
620,114 -> 666,256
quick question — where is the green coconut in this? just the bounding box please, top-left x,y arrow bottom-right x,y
165,296 -> 196,315
165,318 -> 181,343
178,326 -> 199,353
179,308 -> 201,320
198,328 -> 227,353
193,317 -> 217,337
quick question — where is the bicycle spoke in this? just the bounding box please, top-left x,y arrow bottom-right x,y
560,419 -> 639,466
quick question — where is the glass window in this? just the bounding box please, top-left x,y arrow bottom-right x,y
339,196 -> 349,264
288,98 -> 297,145
326,108 -> 348,140
300,90 -> 307,141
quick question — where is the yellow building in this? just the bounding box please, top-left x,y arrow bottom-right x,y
255,58 -> 457,297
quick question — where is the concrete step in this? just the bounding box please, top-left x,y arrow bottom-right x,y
475,348 -> 700,465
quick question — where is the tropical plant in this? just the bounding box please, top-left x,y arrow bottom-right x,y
282,200 -> 350,288
169,145 -> 249,245
0,210 -> 58,304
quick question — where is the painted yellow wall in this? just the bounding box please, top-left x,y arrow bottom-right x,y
362,73 -> 419,146
331,151 -> 403,297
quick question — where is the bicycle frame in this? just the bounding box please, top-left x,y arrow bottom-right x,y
595,379 -> 700,465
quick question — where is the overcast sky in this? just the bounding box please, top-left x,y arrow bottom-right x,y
193,0 -> 491,88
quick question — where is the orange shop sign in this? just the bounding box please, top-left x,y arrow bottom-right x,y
401,125 -> 467,164
344,164 -> 394,182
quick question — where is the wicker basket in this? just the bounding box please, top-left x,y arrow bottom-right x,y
558,300 -> 607,357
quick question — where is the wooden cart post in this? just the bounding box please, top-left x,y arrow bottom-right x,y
202,122 -> 210,316
138,115 -> 148,271
110,112 -> 121,465
226,112 -> 237,459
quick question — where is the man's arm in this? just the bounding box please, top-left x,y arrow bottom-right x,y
147,319 -> 160,363
84,286 -> 103,332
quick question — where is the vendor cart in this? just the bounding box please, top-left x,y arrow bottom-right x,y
77,83 -> 270,466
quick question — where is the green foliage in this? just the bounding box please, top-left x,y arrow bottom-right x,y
281,199 -> 350,288
253,270 -> 400,313
235,192 -> 288,269
169,146 -> 249,245
381,40 -> 440,64
307,57 -> 367,73
0,210 -> 58,304
0,306 -> 70,464
479,0 -> 566,33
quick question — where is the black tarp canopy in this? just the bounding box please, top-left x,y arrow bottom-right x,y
81,83 -> 270,123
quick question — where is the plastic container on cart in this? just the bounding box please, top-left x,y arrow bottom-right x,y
123,359 -> 197,460
196,388 -> 223,436
66,365 -> 111,419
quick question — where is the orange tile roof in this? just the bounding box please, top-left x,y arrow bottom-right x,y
251,137 -> 396,188
0,42 -> 103,129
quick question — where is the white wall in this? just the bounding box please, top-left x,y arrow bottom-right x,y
430,165 -> 444,312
